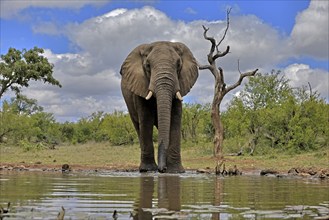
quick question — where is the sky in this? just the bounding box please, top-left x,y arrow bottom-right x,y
0,0 -> 328,122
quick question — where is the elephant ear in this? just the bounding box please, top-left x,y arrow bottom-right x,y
120,44 -> 152,98
173,42 -> 199,96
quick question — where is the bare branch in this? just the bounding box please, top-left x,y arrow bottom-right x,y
213,45 -> 230,59
202,8 -> 231,63
307,82 -> 313,97
197,61 -> 212,71
202,25 -> 216,60
198,64 -> 213,70
202,25 -> 209,34
226,61 -> 258,93
218,67 -> 224,81
238,59 -> 242,74
217,7 -> 231,48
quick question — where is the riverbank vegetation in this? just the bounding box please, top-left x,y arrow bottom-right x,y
1,71 -> 328,157
1,143 -> 328,172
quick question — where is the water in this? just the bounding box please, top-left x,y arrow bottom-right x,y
0,171 -> 328,219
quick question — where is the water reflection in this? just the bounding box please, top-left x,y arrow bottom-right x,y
133,175 -> 181,219
133,176 -> 154,219
0,171 -> 329,219
158,175 -> 181,211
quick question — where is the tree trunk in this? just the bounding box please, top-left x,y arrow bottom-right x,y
212,108 -> 223,159
199,11 -> 258,164
212,81 -> 224,159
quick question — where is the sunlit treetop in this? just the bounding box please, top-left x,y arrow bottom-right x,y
0,47 -> 62,99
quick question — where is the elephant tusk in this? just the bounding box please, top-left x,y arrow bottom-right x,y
145,91 -> 153,100
176,91 -> 183,101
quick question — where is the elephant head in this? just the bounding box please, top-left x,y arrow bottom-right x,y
120,41 -> 198,172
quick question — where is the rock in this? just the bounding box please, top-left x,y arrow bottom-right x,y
314,169 -> 329,179
228,165 -> 242,176
197,168 -> 211,174
299,172 -> 311,177
288,168 -> 298,175
260,169 -> 278,176
288,167 -> 329,179
276,174 -> 288,178
13,165 -> 27,171
61,164 -> 71,173
307,167 -> 317,176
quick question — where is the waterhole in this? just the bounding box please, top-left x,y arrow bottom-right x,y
0,171 -> 328,219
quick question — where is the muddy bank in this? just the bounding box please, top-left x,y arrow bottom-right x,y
0,163 -> 139,173
1,162 -> 328,179
260,167 -> 329,179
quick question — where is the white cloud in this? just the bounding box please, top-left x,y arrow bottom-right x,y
32,22 -> 63,36
0,0 -> 108,19
283,63 -> 329,101
103,8 -> 128,18
22,50 -> 122,121
13,5 -> 328,121
60,6 -> 285,115
290,0 -> 329,59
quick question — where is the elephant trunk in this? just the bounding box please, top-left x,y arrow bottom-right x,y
155,75 -> 175,173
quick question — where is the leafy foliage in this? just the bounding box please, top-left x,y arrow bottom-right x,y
0,96 -> 60,149
222,70 -> 328,154
182,103 -> 211,142
1,69 -> 327,155
0,47 -> 61,99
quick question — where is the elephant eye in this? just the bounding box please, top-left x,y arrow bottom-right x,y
145,62 -> 151,71
177,59 -> 182,72
144,61 -> 151,76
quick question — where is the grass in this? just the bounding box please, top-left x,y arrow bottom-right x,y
0,142 -> 328,173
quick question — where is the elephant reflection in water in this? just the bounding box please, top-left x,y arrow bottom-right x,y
132,175 -> 181,219
133,176 -> 154,220
158,176 -> 181,211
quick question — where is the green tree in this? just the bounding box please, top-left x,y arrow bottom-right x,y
99,111 -> 137,145
8,94 -> 44,115
0,47 -> 61,99
0,96 -> 41,143
0,96 -> 60,147
240,70 -> 292,110
182,103 -> 211,142
60,122 -> 76,143
223,71 -> 329,154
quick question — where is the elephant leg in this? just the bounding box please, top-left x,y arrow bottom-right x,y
166,99 -> 185,173
138,99 -> 158,172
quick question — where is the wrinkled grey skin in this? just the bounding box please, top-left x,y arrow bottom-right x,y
120,41 -> 198,173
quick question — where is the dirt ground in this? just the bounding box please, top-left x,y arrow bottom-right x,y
1,160 -> 328,179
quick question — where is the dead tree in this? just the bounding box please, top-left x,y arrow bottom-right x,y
198,8 -> 258,162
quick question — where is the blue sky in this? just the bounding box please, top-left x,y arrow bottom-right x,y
1,0 -> 328,121
1,1 -> 310,53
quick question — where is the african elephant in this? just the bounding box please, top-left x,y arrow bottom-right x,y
120,41 -> 198,173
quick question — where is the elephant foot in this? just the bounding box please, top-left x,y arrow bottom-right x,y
139,162 -> 158,172
158,166 -> 167,173
166,163 -> 185,173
